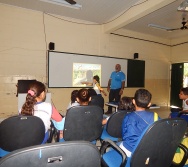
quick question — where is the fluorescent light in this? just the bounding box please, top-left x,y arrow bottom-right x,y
177,0 -> 188,11
40,0 -> 82,9
148,24 -> 172,32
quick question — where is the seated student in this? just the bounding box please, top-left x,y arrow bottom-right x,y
66,90 -> 79,110
118,96 -> 135,111
119,89 -> 160,157
20,80 -> 64,143
102,96 -> 135,125
76,88 -> 91,106
170,87 -> 188,116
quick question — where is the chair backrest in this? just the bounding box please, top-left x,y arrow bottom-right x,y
130,118 -> 187,167
0,141 -> 101,167
64,105 -> 103,141
106,110 -> 129,138
89,95 -> 104,109
0,115 -> 45,152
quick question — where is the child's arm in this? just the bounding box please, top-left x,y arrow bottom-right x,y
51,105 -> 64,139
81,81 -> 92,86
102,116 -> 110,125
51,105 -> 62,122
96,83 -> 107,96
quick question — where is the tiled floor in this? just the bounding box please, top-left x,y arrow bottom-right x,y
149,106 -> 171,119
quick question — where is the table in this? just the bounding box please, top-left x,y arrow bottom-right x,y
105,102 -> 160,112
105,102 -> 118,112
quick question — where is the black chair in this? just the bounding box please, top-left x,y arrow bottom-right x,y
100,110 -> 129,142
0,115 -> 45,157
89,95 -> 105,111
62,105 -> 103,142
101,118 -> 188,167
0,141 -> 101,167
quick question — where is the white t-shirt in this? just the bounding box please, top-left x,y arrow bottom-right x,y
33,102 -> 52,132
183,98 -> 188,111
93,82 -> 101,95
19,102 -> 52,132
67,101 -> 80,110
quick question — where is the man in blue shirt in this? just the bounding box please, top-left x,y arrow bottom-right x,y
106,64 -> 125,114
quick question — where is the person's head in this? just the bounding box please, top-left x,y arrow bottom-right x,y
71,90 -> 78,104
118,96 -> 135,111
21,80 -> 46,115
88,88 -> 97,96
76,88 -> 91,105
93,75 -> 100,83
179,87 -> 188,100
115,64 -> 121,72
133,89 -> 152,109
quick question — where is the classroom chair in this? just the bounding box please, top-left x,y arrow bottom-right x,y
59,105 -> 103,143
170,111 -> 188,123
100,110 -> 129,142
0,141 -> 101,167
89,95 -> 105,111
100,118 -> 188,167
0,115 -> 45,157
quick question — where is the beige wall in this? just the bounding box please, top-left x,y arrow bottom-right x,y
171,37 -> 188,63
1,4 -> 185,118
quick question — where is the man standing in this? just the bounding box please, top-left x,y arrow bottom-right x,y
106,64 -> 125,114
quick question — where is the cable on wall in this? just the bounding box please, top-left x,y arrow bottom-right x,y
44,0 -> 149,25
42,12 -> 49,85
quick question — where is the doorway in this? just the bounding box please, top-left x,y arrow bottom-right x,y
170,63 -> 188,108
183,63 -> 188,87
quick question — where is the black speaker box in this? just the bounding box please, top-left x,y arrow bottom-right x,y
49,42 -> 55,50
134,53 -> 139,59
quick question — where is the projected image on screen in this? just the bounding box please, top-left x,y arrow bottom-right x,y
73,63 -> 101,87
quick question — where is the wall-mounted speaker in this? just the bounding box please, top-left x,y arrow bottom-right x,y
49,42 -> 55,50
134,53 -> 139,59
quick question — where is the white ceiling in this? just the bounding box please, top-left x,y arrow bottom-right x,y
0,0 -> 188,39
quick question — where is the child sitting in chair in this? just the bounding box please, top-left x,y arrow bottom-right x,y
170,87 -> 188,121
119,89 -> 160,157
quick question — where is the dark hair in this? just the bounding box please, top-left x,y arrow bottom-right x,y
77,88 -> 91,104
180,87 -> 188,95
88,88 -> 97,96
134,89 -> 152,108
118,96 -> 135,111
93,75 -> 100,83
21,81 -> 46,115
71,90 -> 78,104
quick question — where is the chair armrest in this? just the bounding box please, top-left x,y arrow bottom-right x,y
47,121 -> 60,143
100,139 -> 127,167
171,143 -> 188,167
177,111 -> 188,117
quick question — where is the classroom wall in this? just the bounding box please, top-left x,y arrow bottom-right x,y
0,4 -> 175,118
171,37 -> 188,63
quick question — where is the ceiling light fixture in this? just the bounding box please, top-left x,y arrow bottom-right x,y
177,0 -> 188,12
39,0 -> 82,10
148,24 -> 172,32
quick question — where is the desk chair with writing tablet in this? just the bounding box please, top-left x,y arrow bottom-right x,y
101,118 -> 188,167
